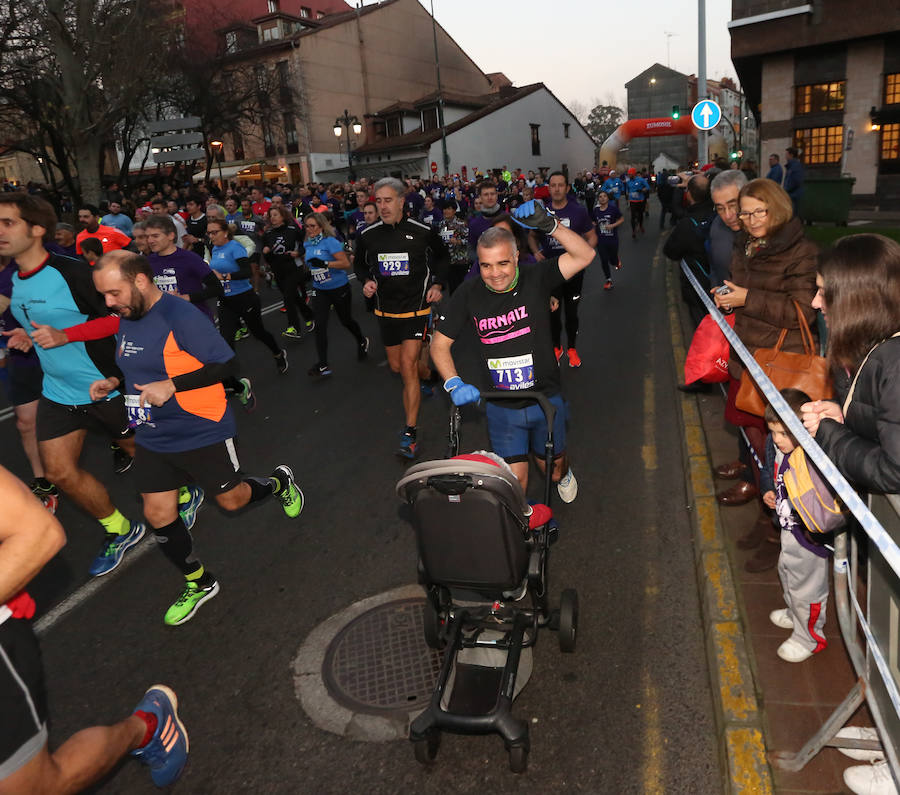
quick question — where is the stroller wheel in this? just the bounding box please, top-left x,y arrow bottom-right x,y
422,599 -> 447,651
508,745 -> 528,774
413,731 -> 441,765
558,589 -> 578,653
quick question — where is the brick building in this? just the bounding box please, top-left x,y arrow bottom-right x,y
730,1 -> 900,208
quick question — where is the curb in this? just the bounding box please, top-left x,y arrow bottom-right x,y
663,252 -> 774,794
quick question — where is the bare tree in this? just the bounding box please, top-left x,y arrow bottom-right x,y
0,0 -> 174,203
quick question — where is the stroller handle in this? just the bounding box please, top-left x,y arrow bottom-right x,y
479,390 -> 557,428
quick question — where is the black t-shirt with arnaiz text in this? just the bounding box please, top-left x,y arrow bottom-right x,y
438,260 -> 566,404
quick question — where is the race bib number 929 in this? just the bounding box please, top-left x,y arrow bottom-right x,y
377,252 -> 410,277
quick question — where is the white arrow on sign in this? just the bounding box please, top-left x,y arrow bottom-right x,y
700,103 -> 713,127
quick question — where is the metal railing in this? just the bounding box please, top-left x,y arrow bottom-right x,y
680,259 -> 900,782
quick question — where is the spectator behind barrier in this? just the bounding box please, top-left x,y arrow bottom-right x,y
800,233 -> 900,793
663,174 -> 715,329
711,178 -> 819,573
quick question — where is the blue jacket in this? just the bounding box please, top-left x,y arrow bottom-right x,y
601,177 -> 625,200
783,159 -> 804,201
765,163 -> 783,184
626,177 -> 650,202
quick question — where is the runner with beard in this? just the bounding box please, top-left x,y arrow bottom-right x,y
466,181 -> 505,270
89,250 -> 304,625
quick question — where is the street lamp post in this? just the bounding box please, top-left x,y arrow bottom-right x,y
648,77 -> 656,172
210,140 -> 224,188
333,109 -> 363,182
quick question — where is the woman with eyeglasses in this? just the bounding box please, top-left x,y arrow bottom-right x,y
710,178 -> 819,572
262,204 -> 315,341
208,219 -> 287,375
302,213 -> 368,377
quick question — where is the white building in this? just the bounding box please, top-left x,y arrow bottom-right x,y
317,83 -> 595,182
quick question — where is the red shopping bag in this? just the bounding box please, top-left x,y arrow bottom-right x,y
684,313 -> 735,384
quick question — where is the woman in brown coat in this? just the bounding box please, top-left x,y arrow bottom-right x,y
712,178 -> 819,570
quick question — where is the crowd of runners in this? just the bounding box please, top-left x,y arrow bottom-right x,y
0,164 -> 666,791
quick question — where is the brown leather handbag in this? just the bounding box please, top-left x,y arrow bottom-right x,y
735,301 -> 832,417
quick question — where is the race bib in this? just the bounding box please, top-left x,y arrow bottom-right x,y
154,275 -> 178,293
311,267 -> 329,284
222,277 -> 234,295
487,353 -> 535,391
124,394 -> 152,428
377,252 -> 410,277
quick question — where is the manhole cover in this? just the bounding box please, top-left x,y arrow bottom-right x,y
322,598 -> 441,715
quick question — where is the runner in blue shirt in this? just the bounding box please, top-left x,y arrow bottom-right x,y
625,168 -> 650,238
600,171 -> 626,206
207,219 -> 287,374
302,213 -> 368,377
90,249 -> 304,625
0,192 -> 144,577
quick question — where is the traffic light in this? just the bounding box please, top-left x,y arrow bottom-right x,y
730,151 -> 739,160
671,105 -> 680,120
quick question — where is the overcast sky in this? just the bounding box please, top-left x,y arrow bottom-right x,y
405,0 -> 737,115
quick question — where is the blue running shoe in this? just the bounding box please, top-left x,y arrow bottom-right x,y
88,522 -> 146,577
178,486 -> 205,530
130,685 -> 189,787
397,430 -> 419,460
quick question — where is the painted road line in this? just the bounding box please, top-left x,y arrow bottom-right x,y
639,255 -> 663,793
34,536 -> 157,637
664,254 -> 773,794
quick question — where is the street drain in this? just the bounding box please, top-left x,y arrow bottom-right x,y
322,598 -> 441,715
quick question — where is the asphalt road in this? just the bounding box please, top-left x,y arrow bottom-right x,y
3,215 -> 722,793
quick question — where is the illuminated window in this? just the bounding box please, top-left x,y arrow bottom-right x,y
886,74 -> 900,106
794,82 -> 845,114
882,124 -> 900,160
793,126 -> 843,164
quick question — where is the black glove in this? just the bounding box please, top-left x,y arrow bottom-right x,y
306,257 -> 326,269
512,200 -> 559,235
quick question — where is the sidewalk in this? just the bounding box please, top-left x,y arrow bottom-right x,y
669,270 -> 873,793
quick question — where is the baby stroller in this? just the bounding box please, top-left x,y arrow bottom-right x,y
396,391 -> 579,773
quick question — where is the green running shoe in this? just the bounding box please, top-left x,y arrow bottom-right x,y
271,465 -> 304,518
237,377 -> 256,412
164,579 -> 220,626
234,326 -> 249,342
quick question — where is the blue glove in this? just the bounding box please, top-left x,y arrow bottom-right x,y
444,376 -> 480,406
512,200 -> 559,235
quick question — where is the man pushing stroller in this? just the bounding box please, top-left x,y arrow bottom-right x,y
431,200 -> 597,502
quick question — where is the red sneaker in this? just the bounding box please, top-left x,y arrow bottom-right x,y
604,279 -> 613,291
554,347 -> 563,363
567,348 -> 582,368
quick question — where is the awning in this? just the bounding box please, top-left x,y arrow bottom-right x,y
315,156 -> 427,181
192,163 -> 289,182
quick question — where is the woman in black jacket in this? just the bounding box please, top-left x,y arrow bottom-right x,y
262,205 -> 314,340
801,234 -> 900,494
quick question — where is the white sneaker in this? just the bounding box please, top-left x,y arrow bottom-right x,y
844,760 -> 898,795
769,608 -> 794,630
557,469 -> 578,503
777,636 -> 814,663
836,727 -> 885,762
